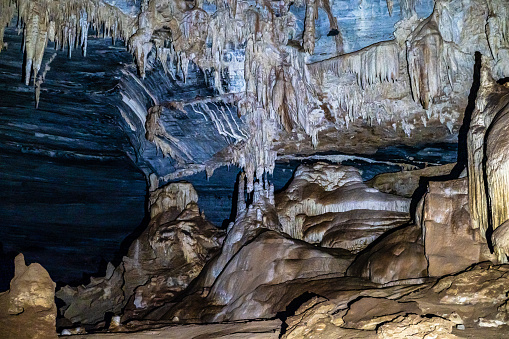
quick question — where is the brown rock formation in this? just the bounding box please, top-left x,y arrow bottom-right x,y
285,262 -> 509,338
367,162 -> 456,198
0,254 -> 57,339
419,178 -> 495,277
57,182 -> 224,326
347,225 -> 428,284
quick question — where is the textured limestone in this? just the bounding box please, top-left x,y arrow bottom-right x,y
3,0 -> 508,189
285,263 -> 509,338
467,60 -> 509,262
57,182 -> 223,326
149,181 -> 199,218
367,162 -> 456,198
143,177 -> 354,323
0,254 -> 57,339
276,163 -> 410,251
377,314 -> 458,339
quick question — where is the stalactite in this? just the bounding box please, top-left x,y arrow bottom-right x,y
303,0 -> 317,54
386,0 -> 394,16
309,41 -> 400,90
0,0 -> 15,51
318,0 -> 343,54
407,23 -> 443,109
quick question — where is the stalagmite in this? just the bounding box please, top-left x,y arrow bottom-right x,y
468,58 -> 505,236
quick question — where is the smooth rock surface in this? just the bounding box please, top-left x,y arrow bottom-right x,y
367,162 -> 456,197
276,163 -> 410,250
420,178 -> 495,277
347,225 -> 428,284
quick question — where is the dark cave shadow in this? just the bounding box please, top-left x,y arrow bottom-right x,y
222,170 -> 243,229
113,188 -> 152,265
409,51 -> 482,220
0,242 -> 16,292
497,77 -> 509,85
276,292 -> 320,338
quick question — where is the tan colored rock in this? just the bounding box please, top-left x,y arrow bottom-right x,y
57,183 -> 223,326
343,297 -> 421,330
367,163 -> 456,197
122,202 -> 224,320
310,210 -> 409,253
347,225 -> 428,284
149,182 -> 198,218
284,262 -> 509,337
57,263 -> 125,326
0,254 -> 57,339
149,179 -> 355,323
205,230 -> 354,322
276,163 -> 410,251
74,319 -> 281,338
420,178 -> 495,277
377,314 -> 458,339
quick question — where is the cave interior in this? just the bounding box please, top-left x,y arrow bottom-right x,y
1,0 -> 509,337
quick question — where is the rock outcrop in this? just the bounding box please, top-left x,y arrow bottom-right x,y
146,176 -> 355,323
419,178 -> 495,277
367,162 -> 456,197
468,59 -> 509,262
276,163 -> 410,252
0,254 -> 57,339
284,262 -> 509,338
57,182 -> 224,326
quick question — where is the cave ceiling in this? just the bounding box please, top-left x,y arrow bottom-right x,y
1,0 -> 508,189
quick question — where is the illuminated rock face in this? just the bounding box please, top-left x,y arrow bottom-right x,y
3,0 -> 508,191
420,178 -> 496,276
276,163 -> 410,250
56,182 -> 224,326
0,254 -> 57,339
3,0 -> 509,336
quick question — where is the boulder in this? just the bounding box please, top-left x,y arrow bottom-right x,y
0,254 -> 57,339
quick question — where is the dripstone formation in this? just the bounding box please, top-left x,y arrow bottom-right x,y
1,0 -> 509,337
